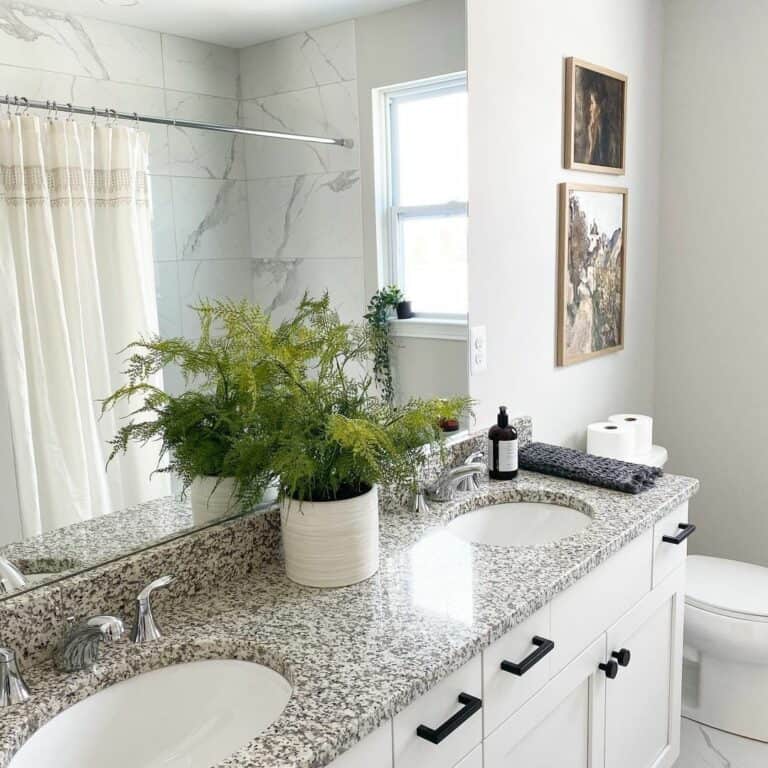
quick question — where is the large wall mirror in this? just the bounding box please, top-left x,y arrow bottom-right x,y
0,0 -> 469,597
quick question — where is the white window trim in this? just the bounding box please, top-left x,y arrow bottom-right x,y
373,71 -> 468,324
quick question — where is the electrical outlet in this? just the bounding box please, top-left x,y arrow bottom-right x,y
469,325 -> 487,374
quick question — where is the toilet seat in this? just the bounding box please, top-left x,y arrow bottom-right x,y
686,555 -> 768,622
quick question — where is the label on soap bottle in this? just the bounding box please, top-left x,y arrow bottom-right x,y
488,438 -> 518,472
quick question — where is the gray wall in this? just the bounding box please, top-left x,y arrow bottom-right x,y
466,0 -> 663,445
656,0 -> 768,566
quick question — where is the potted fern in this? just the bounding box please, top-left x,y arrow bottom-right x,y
257,294 -> 470,588
102,300 -> 289,524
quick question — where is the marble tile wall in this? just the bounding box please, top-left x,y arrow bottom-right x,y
239,20 -> 367,324
0,1 -> 250,382
1,3 -> 369,352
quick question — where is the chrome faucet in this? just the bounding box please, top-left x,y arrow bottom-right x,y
0,648 -> 30,706
425,461 -> 488,503
0,556 -> 26,595
131,575 -> 174,644
53,615 -> 125,673
456,451 -> 486,492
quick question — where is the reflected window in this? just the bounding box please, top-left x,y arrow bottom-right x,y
377,73 -> 468,318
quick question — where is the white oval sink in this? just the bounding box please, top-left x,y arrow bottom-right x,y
447,502 -> 591,546
10,659 -> 291,768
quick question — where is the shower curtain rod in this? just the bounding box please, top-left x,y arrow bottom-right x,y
3,95 -> 353,148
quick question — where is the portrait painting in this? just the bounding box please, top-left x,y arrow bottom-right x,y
565,58 -> 627,174
557,183 -> 627,366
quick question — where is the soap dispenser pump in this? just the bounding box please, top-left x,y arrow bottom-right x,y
488,406 -> 518,480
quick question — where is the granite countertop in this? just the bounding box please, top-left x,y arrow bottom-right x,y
0,470 -> 699,768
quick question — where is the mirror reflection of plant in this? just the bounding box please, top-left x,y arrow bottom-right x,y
364,285 -> 404,405
102,300 -> 306,510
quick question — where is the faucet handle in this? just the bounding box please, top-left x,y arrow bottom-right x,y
132,575 -> 174,644
137,574 -> 175,602
458,451 -> 486,491
0,648 -> 30,706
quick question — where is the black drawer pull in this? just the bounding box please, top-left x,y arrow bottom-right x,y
500,636 -> 555,676
662,523 -> 696,545
416,692 -> 482,744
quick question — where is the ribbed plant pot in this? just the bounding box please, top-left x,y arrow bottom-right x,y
280,486 -> 379,588
189,476 -> 241,525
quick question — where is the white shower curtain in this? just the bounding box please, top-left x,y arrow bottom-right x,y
0,114 -> 169,538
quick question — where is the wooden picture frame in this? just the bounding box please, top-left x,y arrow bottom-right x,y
564,58 -> 627,174
557,183 -> 628,366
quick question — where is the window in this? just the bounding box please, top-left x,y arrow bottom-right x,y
376,73 -> 468,319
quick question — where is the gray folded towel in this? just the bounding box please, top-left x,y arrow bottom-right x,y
519,442 -> 663,494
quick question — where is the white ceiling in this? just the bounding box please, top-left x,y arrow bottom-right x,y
42,0 -> 419,48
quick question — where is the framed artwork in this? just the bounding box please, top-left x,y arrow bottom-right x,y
557,183 -> 627,366
564,57 -> 627,174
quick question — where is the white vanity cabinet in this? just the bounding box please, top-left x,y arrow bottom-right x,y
326,504 -> 691,768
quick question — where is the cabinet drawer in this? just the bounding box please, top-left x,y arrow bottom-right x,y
483,604 -> 552,736
328,720 -> 393,768
394,656 -> 482,768
550,529 -> 653,673
652,503 -> 692,587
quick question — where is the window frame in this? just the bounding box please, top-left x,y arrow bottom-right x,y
374,71 -> 469,322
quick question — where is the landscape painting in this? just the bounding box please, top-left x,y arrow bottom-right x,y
565,58 -> 627,174
557,183 -> 627,366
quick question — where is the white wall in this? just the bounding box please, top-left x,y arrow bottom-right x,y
356,0 -> 469,401
656,0 -> 768,566
466,0 -> 663,445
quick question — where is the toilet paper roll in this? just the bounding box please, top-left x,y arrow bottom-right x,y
608,414 -> 653,456
587,421 -> 635,461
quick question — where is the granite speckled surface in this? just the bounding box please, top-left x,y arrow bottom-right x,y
0,497 -> 194,576
0,464 -> 698,768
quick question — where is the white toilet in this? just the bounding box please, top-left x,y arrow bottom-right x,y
682,555 -> 768,750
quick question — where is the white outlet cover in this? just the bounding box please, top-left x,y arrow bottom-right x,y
469,325 -> 487,374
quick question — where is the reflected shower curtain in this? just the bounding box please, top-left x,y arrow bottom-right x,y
0,114 -> 169,538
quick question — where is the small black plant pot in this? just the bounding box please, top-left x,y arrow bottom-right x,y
396,301 -> 414,319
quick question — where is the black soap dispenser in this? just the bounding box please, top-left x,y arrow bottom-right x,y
488,406 -> 518,480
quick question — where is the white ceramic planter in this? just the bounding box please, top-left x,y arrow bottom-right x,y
281,486 -> 379,588
189,476 -> 241,525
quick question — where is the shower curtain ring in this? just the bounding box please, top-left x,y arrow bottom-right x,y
91,106 -> 98,125
66,103 -> 74,121
21,97 -> 29,115
53,101 -> 60,121
132,111 -> 140,129
14,96 -> 21,115
4,95 -> 10,117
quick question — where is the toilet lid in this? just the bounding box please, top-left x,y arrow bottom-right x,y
686,555 -> 768,620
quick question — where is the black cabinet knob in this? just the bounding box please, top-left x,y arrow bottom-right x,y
612,648 -> 631,667
599,659 -> 619,679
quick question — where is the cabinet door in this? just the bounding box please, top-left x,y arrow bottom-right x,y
485,635 -> 607,768
604,565 -> 685,768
